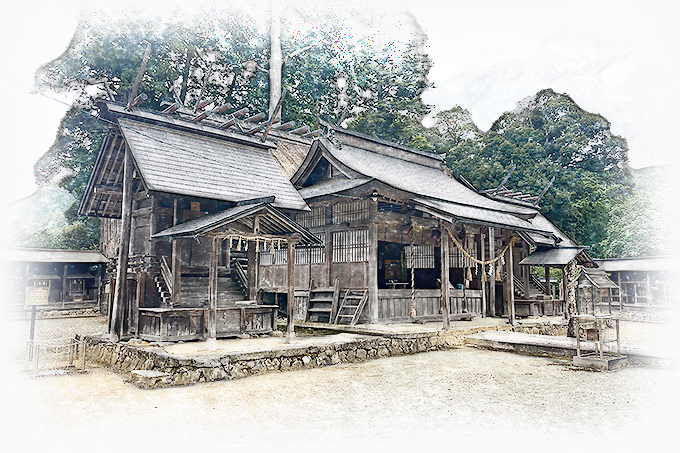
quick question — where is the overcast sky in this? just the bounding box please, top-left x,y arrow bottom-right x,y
1,0 -> 677,207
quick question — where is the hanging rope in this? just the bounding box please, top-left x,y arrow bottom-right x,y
443,225 -> 514,266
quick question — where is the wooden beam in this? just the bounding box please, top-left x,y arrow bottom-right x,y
368,199 -> 379,323
111,148 -> 134,340
488,227 -> 496,317
505,232 -> 515,325
441,220 -> 451,330
171,199 -> 181,307
126,43 -> 151,111
286,240 -> 297,343
207,237 -> 220,346
480,231 -> 486,318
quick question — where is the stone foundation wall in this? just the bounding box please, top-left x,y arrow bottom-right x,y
512,321 -> 567,336
84,325 -> 511,389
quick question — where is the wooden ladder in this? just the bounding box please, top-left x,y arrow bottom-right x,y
333,288 -> 368,326
306,279 -> 339,323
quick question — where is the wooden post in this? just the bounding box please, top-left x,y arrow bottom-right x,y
133,271 -> 145,335
171,199 -> 181,307
368,198 -> 379,323
506,233 -> 515,325
646,272 -> 653,311
286,239 -> 297,343
440,220 -> 450,331
480,231 -> 486,318
111,148 -> 134,340
544,266 -> 551,298
207,236 -> 220,349
488,227 -> 496,317
561,266 -> 568,318
247,240 -> 257,299
617,272 -> 623,312
62,263 -> 68,306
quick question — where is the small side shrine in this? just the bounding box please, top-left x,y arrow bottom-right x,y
575,267 -> 619,315
147,199 -> 320,344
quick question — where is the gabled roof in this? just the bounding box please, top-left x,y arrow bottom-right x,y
577,267 -> 619,289
519,246 -> 593,267
0,248 -> 108,263
79,111 -> 310,217
594,256 -> 680,272
152,201 -> 320,245
118,119 -> 308,211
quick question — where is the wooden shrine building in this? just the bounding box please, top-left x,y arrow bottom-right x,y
79,94 -> 603,342
266,124 -> 589,327
79,101 -> 319,341
0,248 -> 107,311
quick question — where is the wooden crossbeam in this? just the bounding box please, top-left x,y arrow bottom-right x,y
302,129 -> 322,138
244,112 -> 265,123
290,125 -> 310,135
276,121 -> 295,130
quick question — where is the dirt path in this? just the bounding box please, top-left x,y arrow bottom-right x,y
1,315 -> 677,451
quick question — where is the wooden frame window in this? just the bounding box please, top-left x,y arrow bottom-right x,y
405,245 -> 436,269
332,229 -> 369,263
332,200 -> 370,224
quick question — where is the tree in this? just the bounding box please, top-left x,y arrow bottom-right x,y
31,8 -> 434,249
438,90 -> 634,256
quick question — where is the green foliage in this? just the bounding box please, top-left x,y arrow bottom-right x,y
31,10 -> 433,250
437,90 -> 634,256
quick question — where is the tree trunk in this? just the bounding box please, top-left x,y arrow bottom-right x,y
269,0 -> 283,123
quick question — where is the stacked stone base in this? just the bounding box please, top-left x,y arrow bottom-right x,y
84,325 -> 511,389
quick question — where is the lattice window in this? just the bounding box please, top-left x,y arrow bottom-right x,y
296,206 -> 326,228
405,245 -> 435,269
332,199 -> 370,224
332,229 -> 369,263
296,233 -> 326,264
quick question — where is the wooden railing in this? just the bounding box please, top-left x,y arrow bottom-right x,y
233,259 -> 248,292
160,255 -> 174,296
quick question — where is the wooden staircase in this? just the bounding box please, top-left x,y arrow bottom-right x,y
333,288 -> 368,326
306,279 -> 339,323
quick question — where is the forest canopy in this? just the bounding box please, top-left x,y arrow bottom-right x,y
24,7 -> 664,259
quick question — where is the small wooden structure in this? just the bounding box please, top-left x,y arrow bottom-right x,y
594,256 -> 679,313
573,314 -> 627,370
79,101 -> 319,341
0,248 -> 107,312
575,267 -> 619,315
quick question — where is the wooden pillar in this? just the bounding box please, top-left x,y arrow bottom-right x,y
247,240 -> 257,299
207,236 -> 220,348
286,240 -> 297,343
488,227 -> 496,317
523,242 -> 530,302
440,220 -> 450,331
111,148 -> 134,340
505,232 -> 515,325
480,231 -> 486,318
544,266 -> 551,298
617,272 -> 623,312
646,272 -> 653,311
171,199 -> 181,307
368,198 -> 379,323
561,266 -> 568,318
133,271 -> 145,335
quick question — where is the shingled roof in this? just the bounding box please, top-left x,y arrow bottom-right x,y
79,102 -> 310,217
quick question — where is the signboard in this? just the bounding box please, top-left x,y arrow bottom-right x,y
25,286 -> 50,307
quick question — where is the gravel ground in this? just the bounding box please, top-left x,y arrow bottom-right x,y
0,315 -> 677,452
